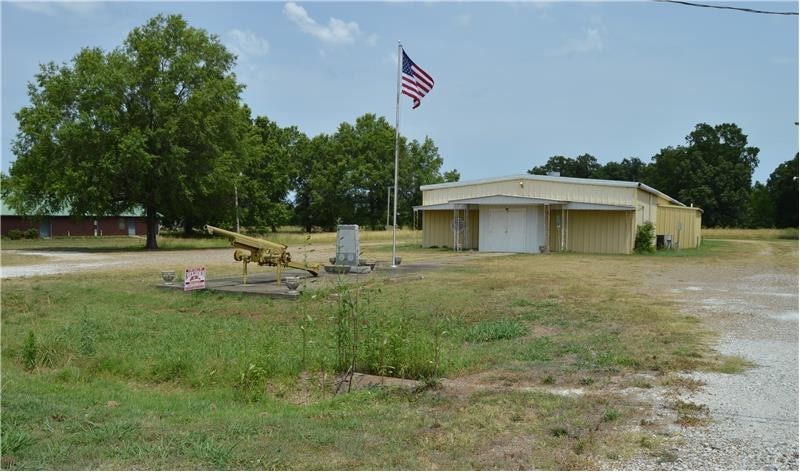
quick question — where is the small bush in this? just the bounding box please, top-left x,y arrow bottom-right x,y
6,229 -> 24,240
634,221 -> 655,253
602,408 -> 620,422
464,319 -> 527,343
23,228 -> 39,239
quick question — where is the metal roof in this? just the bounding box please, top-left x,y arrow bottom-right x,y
421,174 -> 686,206
411,202 -> 467,211
564,202 -> 635,211
0,197 -> 145,217
413,196 -> 635,212
449,195 -> 567,206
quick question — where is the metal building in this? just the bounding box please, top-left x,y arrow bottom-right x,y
414,174 -> 702,254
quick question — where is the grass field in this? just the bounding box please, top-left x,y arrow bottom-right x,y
702,227 -> 798,240
1,236 -> 785,469
0,229 -> 422,252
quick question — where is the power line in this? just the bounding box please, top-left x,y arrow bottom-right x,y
655,0 -> 798,16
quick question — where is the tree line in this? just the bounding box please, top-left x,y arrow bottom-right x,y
5,14 -> 796,252
529,123 -> 798,229
2,14 -> 457,249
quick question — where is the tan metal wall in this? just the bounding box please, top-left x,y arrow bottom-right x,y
422,210 -> 479,249
656,206 -> 702,249
565,210 -> 635,254
423,178 -> 639,207
549,209 -> 563,251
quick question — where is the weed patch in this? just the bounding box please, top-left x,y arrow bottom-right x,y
672,400 -> 710,426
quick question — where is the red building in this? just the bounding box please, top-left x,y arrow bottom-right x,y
1,199 -> 147,237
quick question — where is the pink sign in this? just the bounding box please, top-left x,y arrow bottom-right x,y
184,267 -> 206,291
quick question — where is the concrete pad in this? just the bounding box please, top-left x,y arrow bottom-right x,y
154,261 -> 442,299
156,269 -> 316,299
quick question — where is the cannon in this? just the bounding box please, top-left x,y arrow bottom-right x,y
205,225 -> 320,285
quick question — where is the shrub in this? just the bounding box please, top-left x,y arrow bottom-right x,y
6,229 -> 23,240
23,228 -> 39,239
634,221 -> 655,253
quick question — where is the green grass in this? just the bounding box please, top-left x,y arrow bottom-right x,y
464,318 -> 527,343
1,241 -> 775,469
649,238 -> 732,258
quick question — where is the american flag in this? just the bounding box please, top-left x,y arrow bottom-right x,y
401,50 -> 434,109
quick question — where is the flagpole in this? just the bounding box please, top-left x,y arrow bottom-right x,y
392,41 -> 402,268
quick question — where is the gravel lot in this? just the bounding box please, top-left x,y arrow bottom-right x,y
619,241 -> 799,470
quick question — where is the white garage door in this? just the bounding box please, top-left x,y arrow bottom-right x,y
480,207 -> 527,252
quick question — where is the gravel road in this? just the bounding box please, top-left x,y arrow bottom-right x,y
620,241 -> 799,470
0,249 -> 238,279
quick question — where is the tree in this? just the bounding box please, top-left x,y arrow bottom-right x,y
443,169 -> 461,183
4,14 -> 249,249
528,154 -> 600,178
747,182 -> 774,228
766,154 -> 799,228
399,136 -> 449,227
593,157 -> 649,182
239,117 -> 306,232
648,123 -> 759,227
291,113 -> 452,231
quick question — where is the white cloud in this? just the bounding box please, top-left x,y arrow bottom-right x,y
456,13 -> 472,27
225,29 -> 270,60
12,1 -> 101,16
60,2 -> 101,15
554,28 -> 603,56
283,2 -> 362,46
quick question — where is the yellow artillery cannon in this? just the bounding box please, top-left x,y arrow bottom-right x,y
205,225 -> 320,285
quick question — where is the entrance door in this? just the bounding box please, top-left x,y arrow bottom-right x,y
479,207 -> 526,252
127,219 -> 136,236
39,218 -> 51,238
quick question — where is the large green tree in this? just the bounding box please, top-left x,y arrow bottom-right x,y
649,123 -> 759,227
528,154 -> 600,178
237,116 -> 306,232
5,14 -> 249,248
291,113 -> 454,231
747,182 -> 774,228
766,154 -> 799,228
593,157 -> 649,182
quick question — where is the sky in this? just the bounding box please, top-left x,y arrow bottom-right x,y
1,1 -> 798,185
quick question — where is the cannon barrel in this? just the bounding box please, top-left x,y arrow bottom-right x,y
205,225 -> 287,251
205,225 -> 319,284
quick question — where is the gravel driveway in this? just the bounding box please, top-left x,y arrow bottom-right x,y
621,241 -> 799,470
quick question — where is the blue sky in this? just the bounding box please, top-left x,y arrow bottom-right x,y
2,1 -> 797,185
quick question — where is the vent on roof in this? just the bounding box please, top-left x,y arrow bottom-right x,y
546,171 -> 561,177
